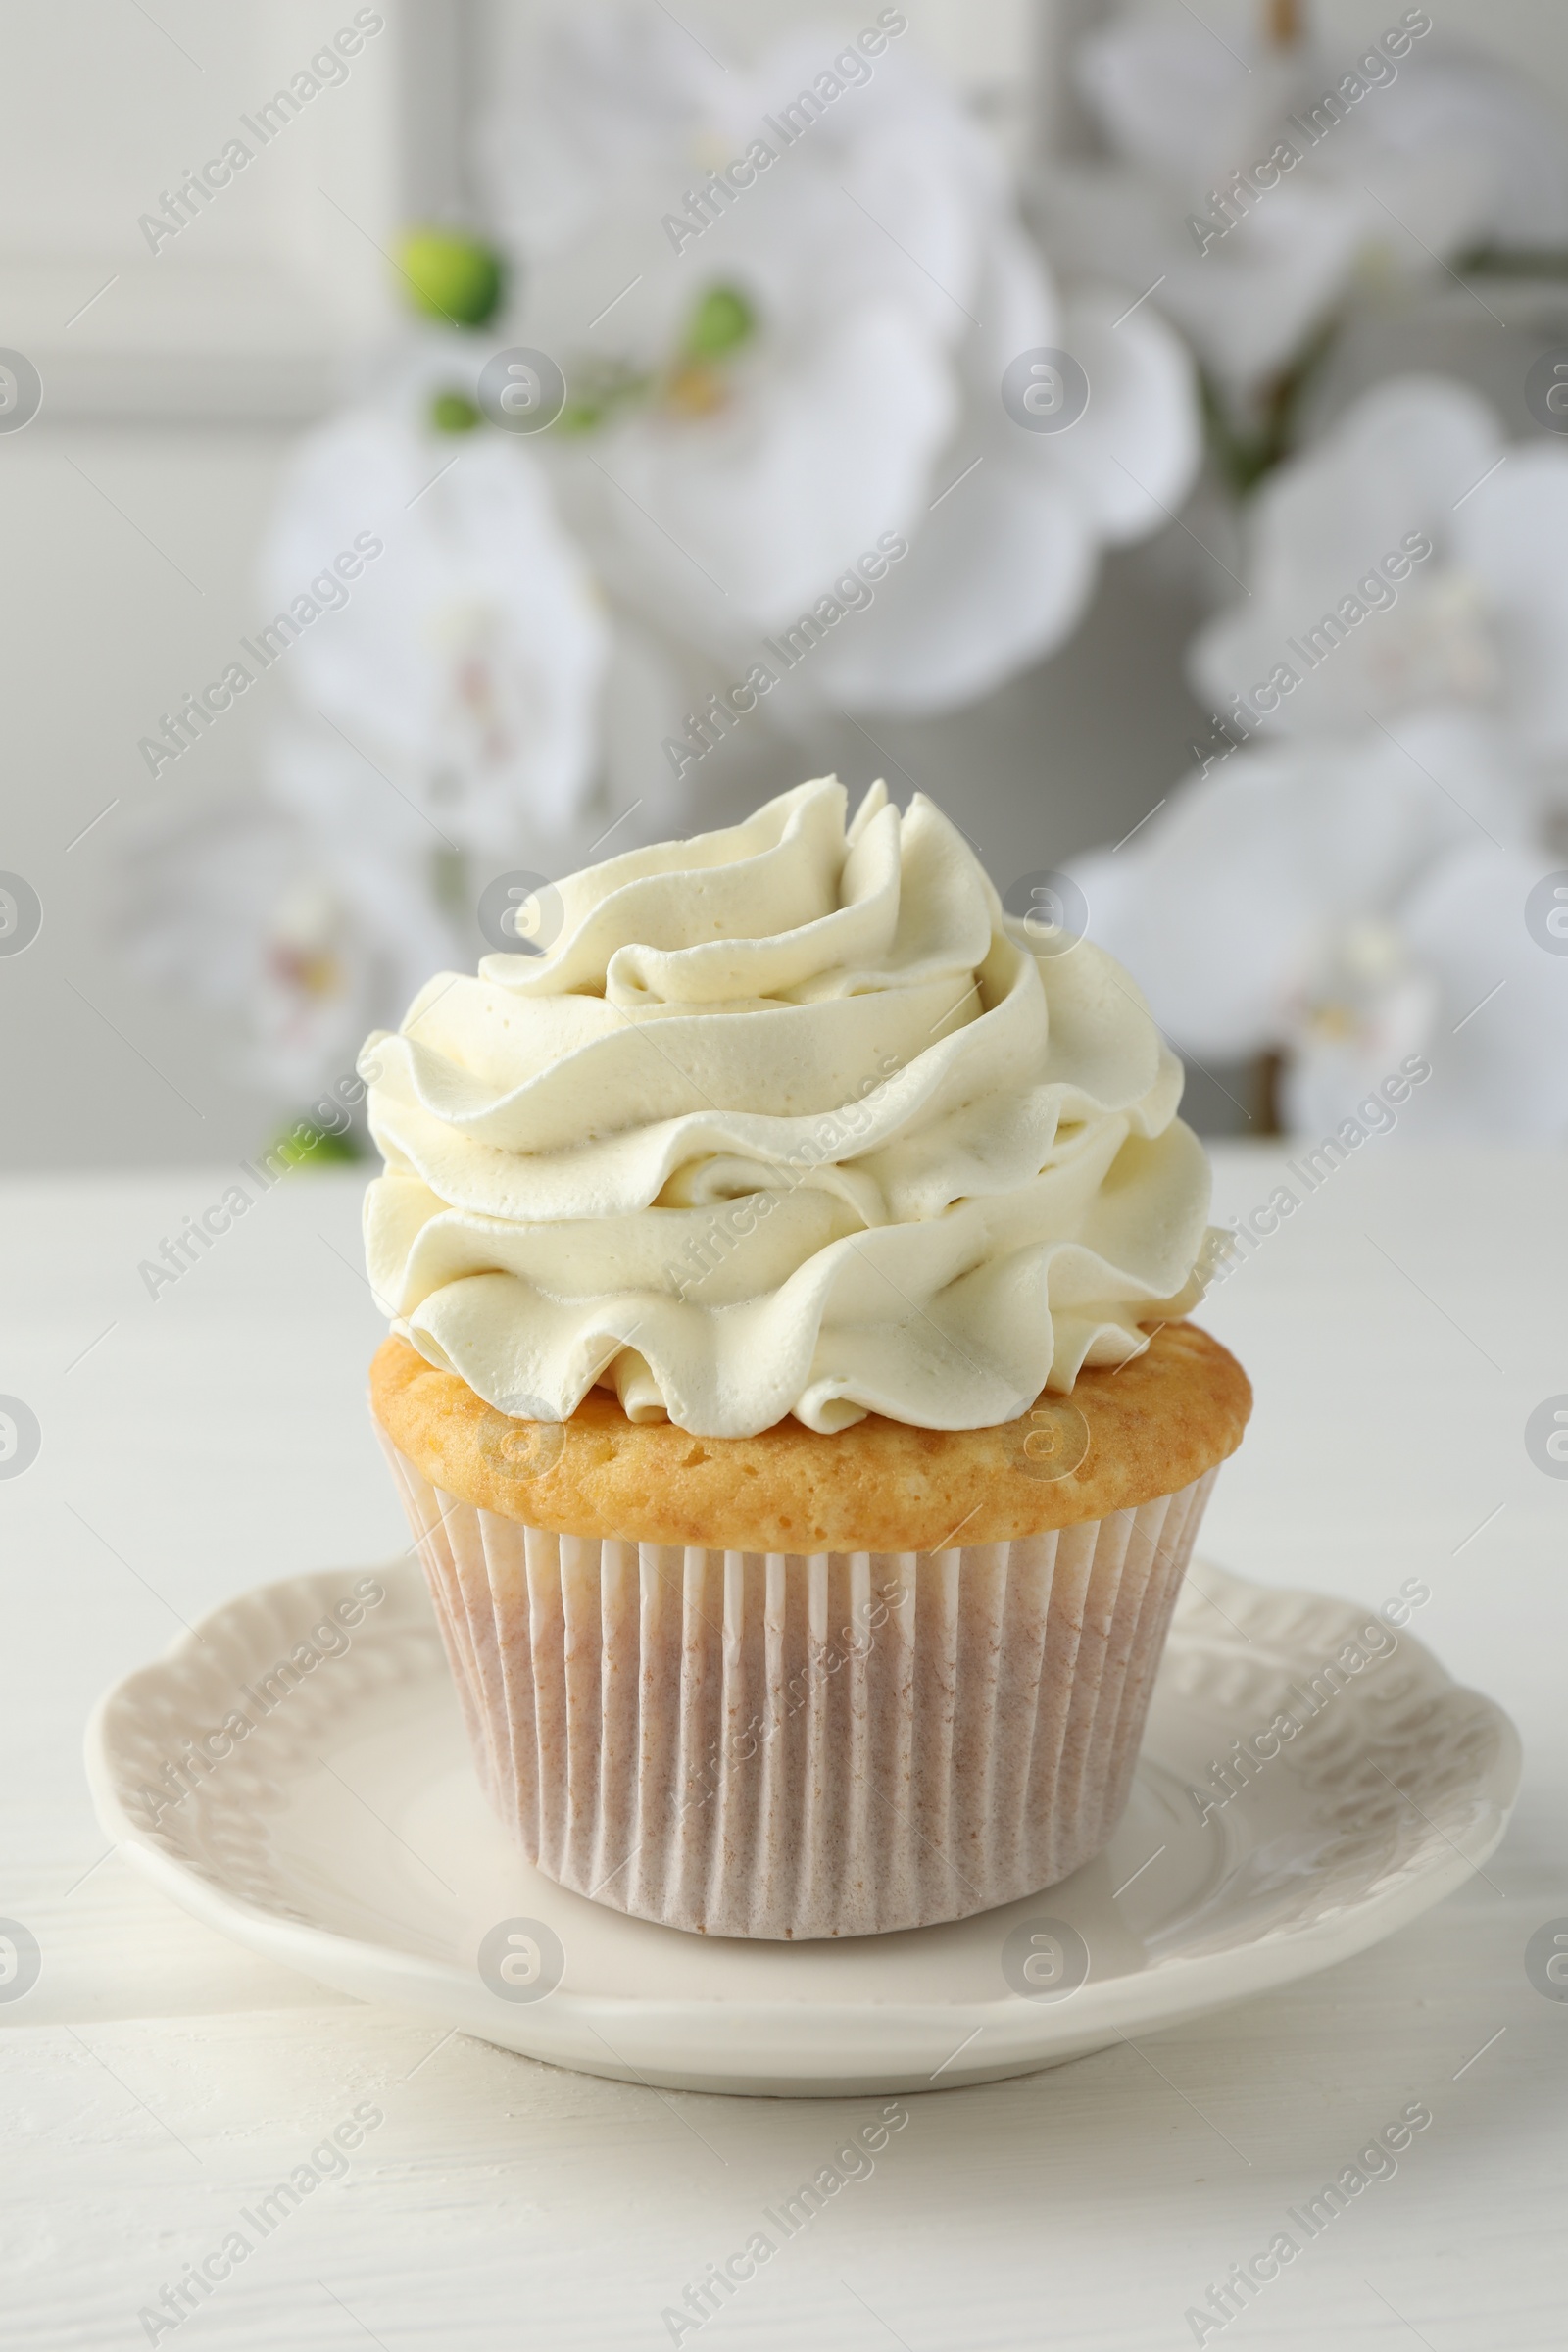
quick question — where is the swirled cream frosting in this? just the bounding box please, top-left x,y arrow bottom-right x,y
361,778 -> 1212,1437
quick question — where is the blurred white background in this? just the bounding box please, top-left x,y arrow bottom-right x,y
6,0 -> 1568,1166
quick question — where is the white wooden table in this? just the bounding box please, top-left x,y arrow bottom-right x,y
4,1147 -> 1565,2350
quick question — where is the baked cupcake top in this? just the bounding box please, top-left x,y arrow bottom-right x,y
371,1321 -> 1250,1550
360,777 -> 1213,1439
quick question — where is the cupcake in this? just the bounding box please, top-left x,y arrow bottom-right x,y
362,778 -> 1249,1938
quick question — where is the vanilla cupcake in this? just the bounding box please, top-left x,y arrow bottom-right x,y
362,778 -> 1249,1938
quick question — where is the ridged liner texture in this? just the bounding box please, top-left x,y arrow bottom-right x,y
380,1432 -> 1217,1939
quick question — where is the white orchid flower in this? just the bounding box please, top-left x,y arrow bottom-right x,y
1038,6 -> 1568,400
1038,161 -> 1371,407
259,406 -> 609,853
1328,34 -> 1568,258
1068,715 -> 1568,1136
1396,837 -> 1568,1138
1190,377 -> 1568,778
482,5 -> 1199,714
120,807 -> 459,1104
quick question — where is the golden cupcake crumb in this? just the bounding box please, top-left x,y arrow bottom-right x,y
370,1321 -> 1250,1552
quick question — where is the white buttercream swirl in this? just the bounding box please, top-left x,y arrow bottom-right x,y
361,778 -> 1212,1436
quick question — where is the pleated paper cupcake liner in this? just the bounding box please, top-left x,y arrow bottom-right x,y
380,1432 -> 1216,1940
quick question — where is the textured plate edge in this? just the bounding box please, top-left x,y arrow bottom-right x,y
90,1760 -> 1519,2096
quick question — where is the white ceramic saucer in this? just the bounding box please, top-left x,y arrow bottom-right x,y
85,1559 -> 1520,2098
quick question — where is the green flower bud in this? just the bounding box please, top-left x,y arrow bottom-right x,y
683,284 -> 756,361
398,227 -> 508,329
430,390 -> 483,434
270,1121 -> 363,1171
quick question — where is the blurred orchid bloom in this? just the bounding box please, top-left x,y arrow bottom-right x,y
260,407 -> 609,853
1190,378 -> 1568,788
121,807 -> 459,1104
1038,6 -> 1568,410
483,6 -> 1200,714
1070,714 -> 1568,1137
